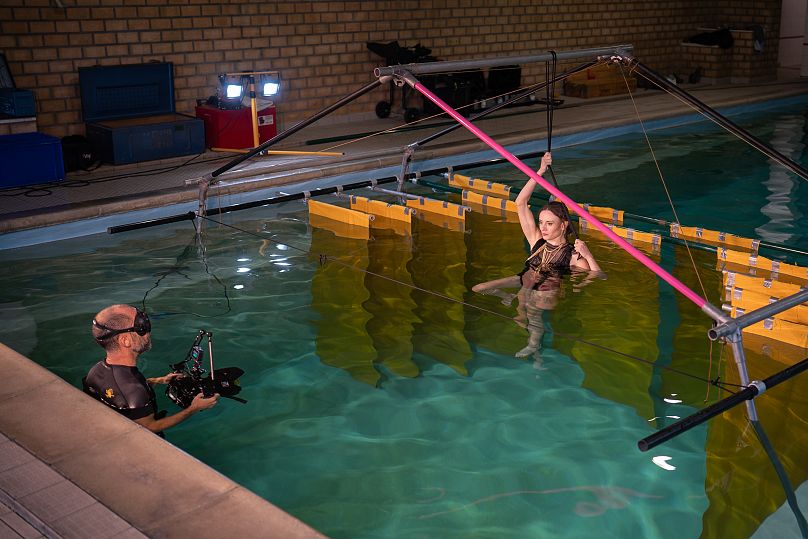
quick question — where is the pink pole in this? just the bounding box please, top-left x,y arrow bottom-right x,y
410,77 -> 707,309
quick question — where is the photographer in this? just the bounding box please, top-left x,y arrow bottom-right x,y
83,304 -> 218,434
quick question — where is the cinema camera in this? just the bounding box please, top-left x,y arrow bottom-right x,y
166,329 -> 245,408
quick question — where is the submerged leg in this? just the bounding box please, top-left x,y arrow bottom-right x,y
472,275 -> 522,305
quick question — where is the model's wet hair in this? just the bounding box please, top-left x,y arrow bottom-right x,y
538,200 -> 574,237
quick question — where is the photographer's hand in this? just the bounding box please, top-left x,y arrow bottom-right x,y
147,372 -> 183,385
189,392 -> 219,411
134,392 -> 219,434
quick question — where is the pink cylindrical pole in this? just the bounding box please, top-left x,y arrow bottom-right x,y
409,76 -> 707,309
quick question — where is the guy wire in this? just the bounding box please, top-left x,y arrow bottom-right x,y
198,213 -> 740,395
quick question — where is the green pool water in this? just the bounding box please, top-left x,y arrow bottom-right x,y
1,102 -> 808,538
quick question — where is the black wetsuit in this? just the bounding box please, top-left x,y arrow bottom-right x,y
518,239 -> 574,290
83,360 -> 157,421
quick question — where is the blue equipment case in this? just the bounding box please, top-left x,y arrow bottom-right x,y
79,62 -> 204,165
0,132 -> 65,188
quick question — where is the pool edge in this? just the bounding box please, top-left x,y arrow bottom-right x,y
0,342 -> 327,539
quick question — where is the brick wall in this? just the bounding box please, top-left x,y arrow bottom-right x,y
0,0 -> 780,139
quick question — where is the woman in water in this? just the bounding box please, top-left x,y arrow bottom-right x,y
472,152 -> 602,359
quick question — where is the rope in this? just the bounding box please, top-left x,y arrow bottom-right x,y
140,218 -> 232,318
197,212 -> 737,398
545,51 -> 556,152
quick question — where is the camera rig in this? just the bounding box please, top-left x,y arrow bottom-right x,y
166,329 -> 245,408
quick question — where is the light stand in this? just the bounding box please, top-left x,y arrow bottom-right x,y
209,70 -> 342,158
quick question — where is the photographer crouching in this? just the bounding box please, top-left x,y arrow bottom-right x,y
83,304 -> 219,435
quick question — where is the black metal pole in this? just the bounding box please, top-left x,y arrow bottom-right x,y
631,60 -> 808,182
108,177 -> 399,233
108,211 -> 196,234
210,79 -> 384,179
638,356 -> 808,451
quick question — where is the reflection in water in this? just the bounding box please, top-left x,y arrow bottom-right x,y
553,239 -> 662,422
309,214 -> 473,384
417,484 -> 662,520
756,114 -> 806,245
363,228 -> 419,380
701,344 -> 808,539
310,225 -> 377,385
462,211 -> 529,357
409,219 -> 473,375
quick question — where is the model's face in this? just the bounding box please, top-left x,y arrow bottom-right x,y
538,210 -> 567,244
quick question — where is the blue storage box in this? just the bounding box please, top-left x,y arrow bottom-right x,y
0,88 -> 36,117
0,132 -> 65,188
79,62 -> 204,164
86,114 -> 204,165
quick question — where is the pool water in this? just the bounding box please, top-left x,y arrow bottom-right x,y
2,102 -> 808,538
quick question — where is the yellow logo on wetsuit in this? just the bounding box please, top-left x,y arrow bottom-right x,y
105,388 -> 115,399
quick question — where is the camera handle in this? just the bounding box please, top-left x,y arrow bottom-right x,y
207,331 -> 215,382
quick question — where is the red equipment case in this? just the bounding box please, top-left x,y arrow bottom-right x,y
194,104 -> 277,150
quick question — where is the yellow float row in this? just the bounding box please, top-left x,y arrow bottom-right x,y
579,219 -> 662,253
467,171 -> 806,349
718,247 -> 808,283
671,223 -> 760,253
449,173 -> 511,198
724,285 -> 808,326
308,194 -> 472,239
722,271 -> 808,348
349,195 -> 415,223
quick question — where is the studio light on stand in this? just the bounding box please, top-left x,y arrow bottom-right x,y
205,71 -> 340,158
217,74 -> 245,110
259,72 -> 280,98
214,70 -> 281,150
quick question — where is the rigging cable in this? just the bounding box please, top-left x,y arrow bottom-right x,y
618,60 -> 721,398
617,61 -> 709,302
543,50 -> 579,240
617,58 -> 808,535
139,219 -> 232,318
195,212 -> 745,395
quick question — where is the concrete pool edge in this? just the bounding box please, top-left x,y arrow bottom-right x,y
0,342 -> 326,539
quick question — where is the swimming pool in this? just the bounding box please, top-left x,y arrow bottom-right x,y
1,101 -> 807,538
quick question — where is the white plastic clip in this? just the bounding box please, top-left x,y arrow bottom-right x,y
749,380 -> 767,396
